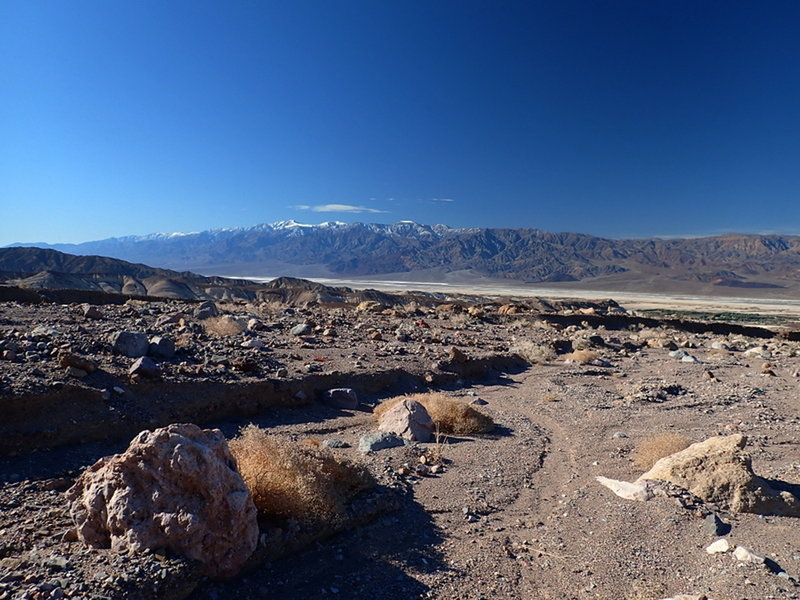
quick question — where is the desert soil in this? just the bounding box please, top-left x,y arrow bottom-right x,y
1,292 -> 799,600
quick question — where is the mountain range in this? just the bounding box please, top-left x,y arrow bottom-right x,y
8,221 -> 800,297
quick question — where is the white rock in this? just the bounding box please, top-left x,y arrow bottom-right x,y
705,538 -> 730,554
733,545 -> 765,563
241,339 -> 265,349
596,476 -> 654,501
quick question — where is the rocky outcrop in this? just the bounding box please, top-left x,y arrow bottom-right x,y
639,434 -> 800,516
65,423 -> 259,577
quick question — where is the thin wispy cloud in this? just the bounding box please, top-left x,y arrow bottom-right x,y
293,204 -> 389,214
432,197 -> 456,203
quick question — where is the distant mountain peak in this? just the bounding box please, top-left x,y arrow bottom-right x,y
5,221 -> 800,297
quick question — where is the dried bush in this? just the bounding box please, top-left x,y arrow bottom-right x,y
229,425 -> 374,523
374,392 -> 494,434
632,432 -> 693,471
563,349 -> 598,364
512,340 -> 555,364
204,315 -> 245,336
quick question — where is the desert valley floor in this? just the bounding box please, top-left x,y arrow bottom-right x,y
1,283 -> 799,600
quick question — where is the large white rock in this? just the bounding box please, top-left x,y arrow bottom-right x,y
638,434 -> 800,516
65,423 -> 258,578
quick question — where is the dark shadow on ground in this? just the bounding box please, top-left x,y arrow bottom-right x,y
190,494 -> 451,600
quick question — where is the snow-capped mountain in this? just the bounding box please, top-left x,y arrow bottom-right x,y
8,221 -> 800,293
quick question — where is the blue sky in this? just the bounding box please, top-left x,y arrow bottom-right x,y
2,0 -> 800,245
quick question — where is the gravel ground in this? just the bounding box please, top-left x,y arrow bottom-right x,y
1,292 -> 799,600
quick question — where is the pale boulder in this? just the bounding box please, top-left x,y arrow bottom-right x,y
638,434 -> 800,516
378,398 -> 435,442
65,423 -> 258,578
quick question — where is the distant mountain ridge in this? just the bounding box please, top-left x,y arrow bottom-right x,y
0,247 -> 260,301
8,221 -> 800,296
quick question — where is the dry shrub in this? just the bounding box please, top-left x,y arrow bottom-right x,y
632,432 -> 693,471
563,349 -> 598,364
512,340 -> 555,364
229,425 -> 374,522
204,315 -> 245,336
374,392 -> 494,434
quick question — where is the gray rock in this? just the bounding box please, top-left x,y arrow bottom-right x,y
705,513 -> 731,536
194,301 -> 219,320
31,326 -> 61,338
129,356 -> 161,379
358,432 -> 405,453
65,366 -> 88,378
113,331 -> 149,358
148,336 -> 175,359
156,313 -> 184,327
246,318 -> 263,332
290,323 -> 313,336
322,439 -> 351,449
82,305 -> 104,320
324,388 -> 359,409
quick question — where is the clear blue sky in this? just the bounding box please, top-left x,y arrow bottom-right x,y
2,0 -> 800,245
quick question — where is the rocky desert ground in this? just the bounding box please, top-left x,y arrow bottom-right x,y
1,280 -> 799,600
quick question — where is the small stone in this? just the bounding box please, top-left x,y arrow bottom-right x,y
44,554 -> 69,569
240,339 -> 265,350
82,305 -> 104,320
32,325 -> 61,337
59,352 -> 98,373
194,301 -> 219,320
246,318 -> 263,332
612,432 -> 628,439
290,323 -> 312,336
705,539 -> 730,554
65,366 -> 88,378
128,356 -> 161,380
324,388 -> 359,410
705,513 -> 731,536
322,439 -> 351,449
358,432 -> 405,453
113,331 -> 149,358
448,347 -> 468,363
148,336 -> 175,359
733,546 -> 765,564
